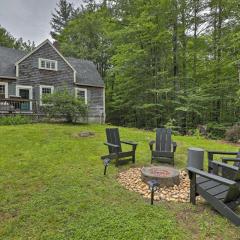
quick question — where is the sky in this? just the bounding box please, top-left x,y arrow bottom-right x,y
0,0 -> 81,45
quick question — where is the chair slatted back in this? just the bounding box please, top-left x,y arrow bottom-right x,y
155,128 -> 172,152
106,128 -> 122,153
233,151 -> 240,168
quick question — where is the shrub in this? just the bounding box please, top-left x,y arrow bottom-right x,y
225,125 -> 240,143
0,115 -> 31,125
164,119 -> 180,135
206,123 -> 226,139
42,89 -> 87,123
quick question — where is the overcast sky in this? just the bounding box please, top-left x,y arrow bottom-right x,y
0,0 -> 81,45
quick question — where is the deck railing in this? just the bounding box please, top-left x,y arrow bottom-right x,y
0,98 -> 39,114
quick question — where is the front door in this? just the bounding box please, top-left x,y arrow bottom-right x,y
19,89 -> 30,111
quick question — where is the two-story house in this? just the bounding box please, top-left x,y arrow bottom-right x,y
0,39 -> 105,123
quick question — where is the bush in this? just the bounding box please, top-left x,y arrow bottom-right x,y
42,89 -> 87,123
225,125 -> 240,143
0,115 -> 31,125
164,119 -> 180,135
206,123 -> 227,139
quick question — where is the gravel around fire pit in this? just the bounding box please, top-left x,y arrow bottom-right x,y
117,167 -> 190,203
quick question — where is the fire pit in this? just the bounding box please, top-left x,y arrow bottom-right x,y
141,166 -> 180,187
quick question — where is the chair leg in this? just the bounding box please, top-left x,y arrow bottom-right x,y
132,152 -> 135,164
189,172 -> 196,205
115,155 -> 119,167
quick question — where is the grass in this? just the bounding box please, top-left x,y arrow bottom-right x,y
0,123 -> 239,239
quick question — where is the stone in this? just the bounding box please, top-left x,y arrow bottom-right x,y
117,168 -> 190,203
141,166 -> 180,187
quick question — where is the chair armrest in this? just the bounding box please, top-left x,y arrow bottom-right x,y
207,150 -> 238,172
101,153 -> 118,160
222,158 -> 240,163
187,167 -> 237,186
207,150 -> 238,156
104,142 -> 119,148
149,140 -> 155,151
121,140 -> 137,146
212,161 -> 239,172
172,142 -> 177,152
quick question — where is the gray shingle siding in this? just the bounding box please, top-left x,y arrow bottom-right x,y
0,41 -> 105,123
17,42 -> 75,98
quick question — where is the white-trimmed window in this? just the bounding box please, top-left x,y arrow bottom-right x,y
38,58 -> 58,71
40,85 -> 54,105
0,82 -> 8,99
75,88 -> 87,104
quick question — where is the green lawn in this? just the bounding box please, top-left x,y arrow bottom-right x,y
0,123 -> 239,239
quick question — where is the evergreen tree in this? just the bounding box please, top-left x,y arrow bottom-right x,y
50,0 -> 75,40
56,0 -> 240,130
0,25 -> 15,48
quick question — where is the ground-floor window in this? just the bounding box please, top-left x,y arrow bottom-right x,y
0,82 -> 8,99
75,88 -> 87,104
40,85 -> 54,105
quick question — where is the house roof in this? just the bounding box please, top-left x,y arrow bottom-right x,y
0,42 -> 104,87
66,57 -> 104,87
0,46 -> 25,78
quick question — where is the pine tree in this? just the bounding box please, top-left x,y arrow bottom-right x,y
50,0 -> 75,40
0,25 -> 15,48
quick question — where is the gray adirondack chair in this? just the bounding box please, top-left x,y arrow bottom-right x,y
149,128 -> 177,165
104,128 -> 137,166
207,150 -> 240,181
207,150 -> 240,172
188,167 -> 240,226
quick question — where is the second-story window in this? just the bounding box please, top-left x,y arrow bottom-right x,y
39,58 -> 58,71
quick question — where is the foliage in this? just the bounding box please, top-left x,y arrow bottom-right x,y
0,124 -> 239,239
14,38 -> 35,52
0,25 -> 15,48
225,124 -> 240,143
56,0 -> 240,134
42,89 -> 87,123
50,0 -> 76,40
0,25 -> 35,51
0,115 -> 31,125
164,119 -> 180,135
206,122 -> 227,139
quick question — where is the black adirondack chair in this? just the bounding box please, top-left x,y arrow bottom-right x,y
208,151 -> 240,182
149,128 -> 177,165
104,128 -> 137,166
207,150 -> 240,173
188,167 -> 240,226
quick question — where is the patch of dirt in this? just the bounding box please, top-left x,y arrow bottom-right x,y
0,210 -> 18,221
72,131 -> 95,138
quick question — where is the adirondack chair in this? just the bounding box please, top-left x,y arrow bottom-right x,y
103,128 -> 137,166
209,151 -> 240,182
208,151 -> 240,180
207,150 -> 239,173
188,166 -> 240,226
149,128 -> 177,165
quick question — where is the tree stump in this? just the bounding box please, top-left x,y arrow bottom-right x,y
141,166 -> 180,187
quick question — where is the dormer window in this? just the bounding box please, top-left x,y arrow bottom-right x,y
38,58 -> 58,71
